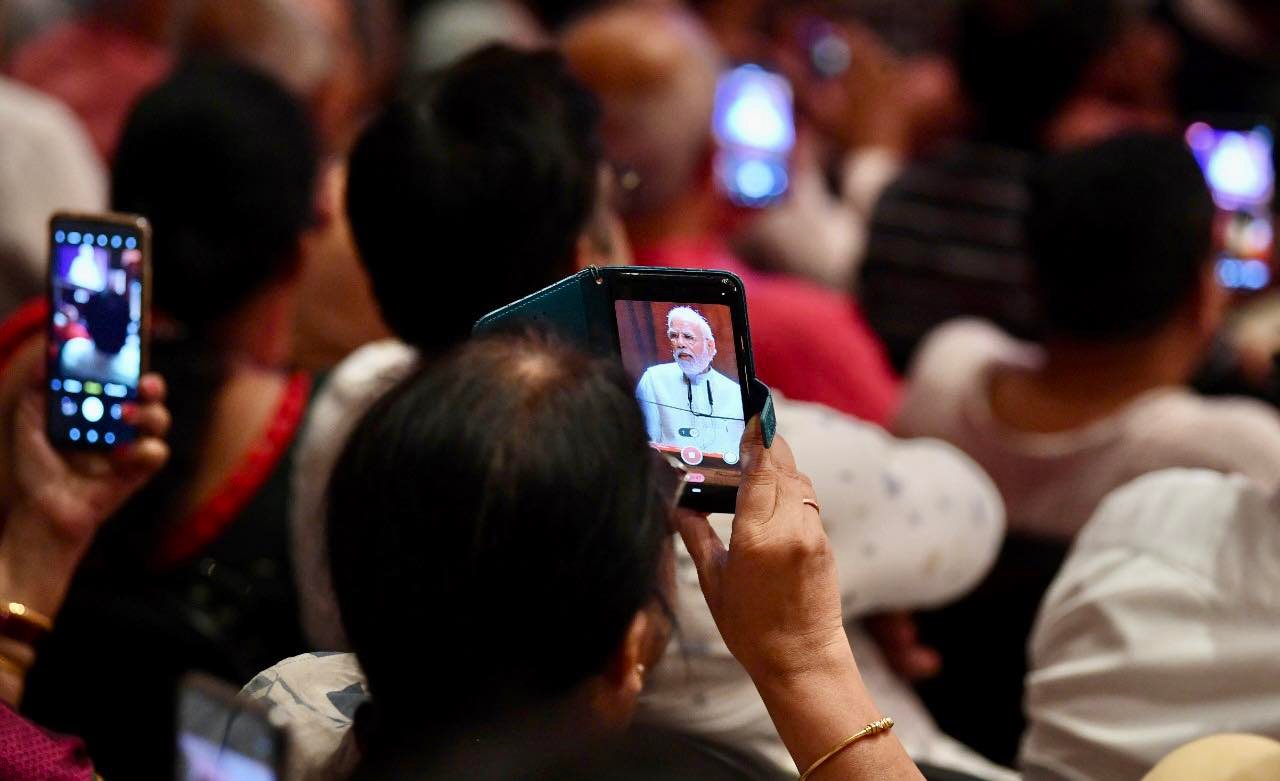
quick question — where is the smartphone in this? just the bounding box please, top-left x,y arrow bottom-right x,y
46,212 -> 150,449
176,673 -> 287,781
712,64 -> 795,208
474,267 -> 760,514
612,270 -> 756,512
1185,121 -> 1275,291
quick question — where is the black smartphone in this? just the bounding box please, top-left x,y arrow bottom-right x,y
176,673 -> 287,781
612,270 -> 755,512
474,267 -> 760,513
712,64 -> 796,208
45,212 -> 150,450
1185,120 -> 1275,291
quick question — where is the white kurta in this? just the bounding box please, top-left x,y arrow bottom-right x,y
634,362 -> 745,460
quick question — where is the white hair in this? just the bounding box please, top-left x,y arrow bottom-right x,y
666,306 -> 713,340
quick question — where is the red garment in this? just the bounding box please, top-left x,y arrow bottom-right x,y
0,300 -> 308,569
636,237 -> 901,425
8,20 -> 172,161
0,704 -> 94,781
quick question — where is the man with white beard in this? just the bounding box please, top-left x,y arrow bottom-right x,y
635,305 -> 745,464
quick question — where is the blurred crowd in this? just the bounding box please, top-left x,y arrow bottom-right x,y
0,0 -> 1278,779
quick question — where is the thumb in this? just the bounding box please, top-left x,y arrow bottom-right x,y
674,510 -> 726,598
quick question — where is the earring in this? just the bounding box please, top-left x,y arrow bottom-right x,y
636,663 -> 646,682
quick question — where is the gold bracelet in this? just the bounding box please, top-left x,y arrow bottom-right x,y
0,652 -> 31,677
0,601 -> 53,646
799,717 -> 895,781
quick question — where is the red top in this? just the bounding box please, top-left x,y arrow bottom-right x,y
0,704 -> 94,781
8,19 -> 172,160
0,299 -> 307,569
636,237 -> 901,426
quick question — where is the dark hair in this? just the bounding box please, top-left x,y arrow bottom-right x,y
954,0 -> 1125,147
106,57 -> 317,554
328,333 -> 671,760
1026,132 -> 1215,341
345,45 -> 602,355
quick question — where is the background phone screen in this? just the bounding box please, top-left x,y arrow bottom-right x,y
1186,122 -> 1275,291
712,64 -> 795,207
46,217 -> 145,447
616,299 -> 747,493
176,684 -> 280,781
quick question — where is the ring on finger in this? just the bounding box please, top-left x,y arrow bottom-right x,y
801,497 -> 821,515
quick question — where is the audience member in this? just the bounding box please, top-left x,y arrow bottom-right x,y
0,77 -> 105,319
896,133 -> 1280,540
272,44 -> 1007,780
858,0 -> 1177,371
0,59 -> 318,778
892,132 -> 1280,765
562,2 -> 902,426
325,332 -> 923,780
0,353 -> 169,777
1022,469 -> 1280,779
8,0 -> 174,160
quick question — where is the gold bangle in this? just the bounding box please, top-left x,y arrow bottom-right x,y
4,602 -> 52,630
0,652 -> 31,677
0,601 -> 53,646
799,717 -> 895,781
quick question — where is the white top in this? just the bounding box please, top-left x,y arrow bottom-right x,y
895,319 -> 1280,539
289,339 -> 1012,779
291,340 -> 419,649
635,362 -> 745,461
0,76 -> 106,317
1022,469 -> 1280,781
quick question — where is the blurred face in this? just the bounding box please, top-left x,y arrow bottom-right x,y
669,314 -> 715,375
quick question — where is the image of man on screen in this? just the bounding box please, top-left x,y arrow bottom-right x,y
635,306 -> 745,462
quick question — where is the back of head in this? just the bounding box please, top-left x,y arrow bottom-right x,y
562,3 -> 721,218
104,58 -> 317,553
345,45 -> 602,355
955,0 -> 1126,147
328,333 -> 670,754
1027,132 -> 1215,341
112,57 -> 318,330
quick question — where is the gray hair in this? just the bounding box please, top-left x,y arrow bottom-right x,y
666,306 -> 713,340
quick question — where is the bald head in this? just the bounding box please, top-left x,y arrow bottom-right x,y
562,3 -> 722,217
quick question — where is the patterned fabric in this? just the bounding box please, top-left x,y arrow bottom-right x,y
0,703 -> 93,781
860,142 -> 1039,372
241,652 -> 367,781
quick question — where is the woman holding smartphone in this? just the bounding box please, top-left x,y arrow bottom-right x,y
327,332 -> 923,780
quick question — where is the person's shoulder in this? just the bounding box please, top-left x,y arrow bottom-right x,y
317,340 -> 419,408
1074,468 -> 1268,574
896,319 -> 1031,432
639,362 -> 680,383
909,318 -> 1029,378
1126,391 -> 1280,475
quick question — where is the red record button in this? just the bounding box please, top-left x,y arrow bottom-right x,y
680,445 -> 704,466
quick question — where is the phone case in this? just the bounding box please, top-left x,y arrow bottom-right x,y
474,266 -> 775,443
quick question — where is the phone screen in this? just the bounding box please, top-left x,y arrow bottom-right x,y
617,300 -> 748,497
46,215 -> 147,448
712,64 -> 795,207
1185,122 -> 1275,291
176,679 -> 282,781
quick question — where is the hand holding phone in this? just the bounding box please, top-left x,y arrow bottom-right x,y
45,212 -> 150,449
